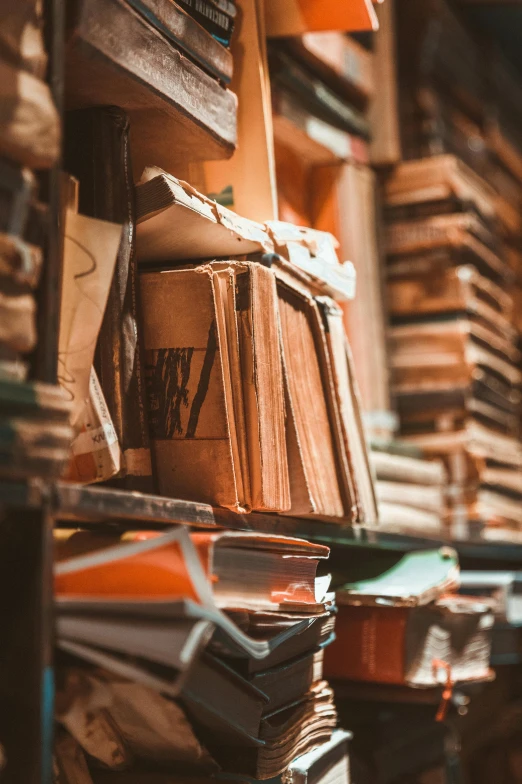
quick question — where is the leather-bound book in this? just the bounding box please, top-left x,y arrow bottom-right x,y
64,107 -> 154,492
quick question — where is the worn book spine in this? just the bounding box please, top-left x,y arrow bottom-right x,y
175,0 -> 235,45
64,108 -> 154,492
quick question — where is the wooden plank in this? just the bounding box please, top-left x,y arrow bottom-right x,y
65,0 -> 237,174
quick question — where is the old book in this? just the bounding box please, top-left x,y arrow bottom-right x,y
377,503 -> 444,535
273,89 -> 369,168
383,155 -> 497,222
266,224 -> 357,301
250,649 -> 324,713
269,49 -> 370,140
203,681 -> 337,779
371,450 -> 447,486
56,669 -> 217,772
337,548 -> 460,608
317,298 -> 378,524
172,0 -> 236,47
55,527 -> 331,668
390,319 -> 521,387
326,594 -> 493,687
387,266 -> 513,336
276,277 -> 346,519
219,611 -> 336,674
125,0 -> 233,81
0,377 -> 73,479
140,261 -> 290,512
135,168 -> 270,262
65,108 -> 154,492
386,213 -> 508,282
376,481 -> 444,516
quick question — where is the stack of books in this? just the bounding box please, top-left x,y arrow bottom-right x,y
383,153 -> 522,540
53,526 -> 338,779
325,548 -> 494,689
135,170 -> 377,524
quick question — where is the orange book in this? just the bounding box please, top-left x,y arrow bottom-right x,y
265,0 -> 378,37
324,597 -> 493,687
55,528 -> 330,611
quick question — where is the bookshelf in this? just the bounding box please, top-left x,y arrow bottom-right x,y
4,0 -> 522,781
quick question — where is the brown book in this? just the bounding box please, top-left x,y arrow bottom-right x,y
387,266 -> 514,339
371,450 -> 447,486
140,262 -> 290,512
383,155 -> 498,222
125,0 -> 233,84
317,298 -> 378,524
386,213 -> 508,282
276,277 -> 346,519
325,595 -> 493,687
64,107 -> 154,492
390,319 -> 521,390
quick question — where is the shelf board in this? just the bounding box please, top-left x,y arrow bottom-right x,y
1,479 -> 520,562
42,482 -> 522,562
65,0 -> 237,173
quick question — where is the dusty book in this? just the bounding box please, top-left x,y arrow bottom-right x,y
140,261 -> 289,512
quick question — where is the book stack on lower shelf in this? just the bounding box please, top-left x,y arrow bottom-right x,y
53,526 -> 339,781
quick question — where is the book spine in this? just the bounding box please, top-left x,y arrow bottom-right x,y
64,108 -> 155,493
176,0 -> 235,46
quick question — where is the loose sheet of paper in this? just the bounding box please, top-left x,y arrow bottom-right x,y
58,210 -> 122,430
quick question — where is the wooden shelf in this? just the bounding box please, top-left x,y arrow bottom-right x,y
65,0 -> 237,174
21,481 -> 522,562
3,480 -> 522,562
